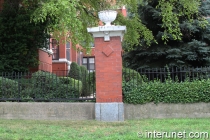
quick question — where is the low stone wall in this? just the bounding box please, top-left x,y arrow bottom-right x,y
124,103 -> 210,119
0,102 -> 210,120
0,102 -> 95,120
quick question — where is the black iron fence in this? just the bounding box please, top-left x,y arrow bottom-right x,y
123,67 -> 210,84
138,67 -> 210,82
2,67 -> 210,102
0,70 -> 95,102
122,67 -> 210,97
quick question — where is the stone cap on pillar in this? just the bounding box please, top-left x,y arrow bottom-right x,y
87,26 -> 126,42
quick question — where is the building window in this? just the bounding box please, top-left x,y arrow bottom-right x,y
66,41 -> 70,61
52,39 -> 59,60
82,57 -> 95,72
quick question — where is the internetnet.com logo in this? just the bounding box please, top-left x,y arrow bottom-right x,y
137,130 -> 209,139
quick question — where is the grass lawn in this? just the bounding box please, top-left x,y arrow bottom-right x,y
0,118 -> 209,140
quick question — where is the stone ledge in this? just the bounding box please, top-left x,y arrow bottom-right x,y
95,102 -> 124,122
124,102 -> 210,119
0,102 -> 95,120
87,26 -> 126,41
1,102 -> 210,121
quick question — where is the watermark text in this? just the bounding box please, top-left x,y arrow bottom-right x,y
137,130 -> 209,139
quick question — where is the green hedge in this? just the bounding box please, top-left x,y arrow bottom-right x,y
88,71 -> 96,94
123,79 -> 210,104
21,71 -> 60,99
21,75 -> 82,100
80,66 -> 89,96
0,71 -> 83,100
69,62 -> 81,80
80,66 -> 95,97
31,71 -> 60,89
123,68 -> 142,83
122,68 -> 142,97
59,77 -> 82,97
0,77 -> 19,98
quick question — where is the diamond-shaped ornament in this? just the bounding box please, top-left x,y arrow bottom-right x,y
102,45 -> 114,57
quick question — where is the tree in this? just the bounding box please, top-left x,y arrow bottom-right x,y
0,0 -> 52,72
69,62 -> 81,80
123,0 -> 210,69
23,0 -> 202,50
0,0 -> 203,71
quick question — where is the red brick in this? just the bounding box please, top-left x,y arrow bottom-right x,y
94,36 -> 122,103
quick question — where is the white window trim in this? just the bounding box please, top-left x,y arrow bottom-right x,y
39,48 -> 53,55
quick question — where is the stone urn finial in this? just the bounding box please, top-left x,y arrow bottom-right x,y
98,10 -> 117,26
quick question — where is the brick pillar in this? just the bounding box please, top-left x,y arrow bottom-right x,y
94,37 -> 122,102
88,26 -> 126,121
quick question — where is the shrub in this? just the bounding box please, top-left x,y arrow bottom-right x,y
52,83 -> 82,99
88,71 -> 96,94
69,62 -> 81,80
20,76 -> 82,101
19,71 -> 60,100
0,77 -> 19,98
31,70 -> 60,89
18,78 -> 32,90
123,68 -> 142,83
80,66 -> 88,96
122,68 -> 143,96
80,66 -> 94,96
59,77 -> 82,98
122,79 -> 138,96
123,78 -> 210,104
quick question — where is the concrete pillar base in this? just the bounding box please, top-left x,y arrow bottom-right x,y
95,102 -> 124,122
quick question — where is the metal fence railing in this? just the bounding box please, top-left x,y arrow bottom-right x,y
0,70 -> 95,102
123,67 -> 210,83
122,67 -> 210,96
2,67 -> 209,102
138,67 -> 210,82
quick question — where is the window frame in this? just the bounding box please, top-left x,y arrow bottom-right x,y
82,57 -> 95,71
66,41 -> 71,61
52,39 -> 59,60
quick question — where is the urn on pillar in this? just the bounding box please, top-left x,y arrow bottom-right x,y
98,10 -> 117,26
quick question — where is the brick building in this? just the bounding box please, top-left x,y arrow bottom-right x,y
0,0 -> 127,74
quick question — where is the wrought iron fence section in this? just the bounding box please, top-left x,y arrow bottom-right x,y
136,67 -> 210,82
0,70 -> 96,102
122,66 -> 210,92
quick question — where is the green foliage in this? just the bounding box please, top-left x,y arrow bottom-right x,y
22,0 -> 201,51
59,77 -> 75,84
0,0 -> 51,72
122,68 -> 143,97
22,71 -> 60,99
31,71 -> 60,89
80,66 -> 91,96
20,71 -> 82,101
53,84 -> 82,99
123,78 -> 210,104
69,62 -> 81,80
0,71 -> 85,101
59,77 -> 82,97
122,68 -> 142,83
156,0 -> 201,41
0,77 -> 19,98
88,71 -> 96,94
123,0 -> 210,68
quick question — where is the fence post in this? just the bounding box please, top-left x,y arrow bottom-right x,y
87,23 -> 126,122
